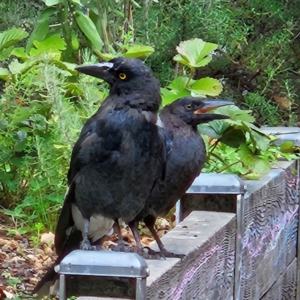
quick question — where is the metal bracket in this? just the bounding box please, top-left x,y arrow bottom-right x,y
58,250 -> 150,300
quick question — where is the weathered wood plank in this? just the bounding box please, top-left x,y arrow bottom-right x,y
240,161 -> 298,300
147,211 -> 236,300
178,160 -> 299,300
260,258 -> 297,300
181,194 -> 236,218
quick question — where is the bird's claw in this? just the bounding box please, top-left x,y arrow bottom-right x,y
140,247 -> 185,259
136,247 -> 165,260
80,239 -> 98,251
160,248 -> 185,259
110,243 -> 132,253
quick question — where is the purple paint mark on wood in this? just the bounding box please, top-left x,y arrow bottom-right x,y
171,245 -> 221,300
243,207 -> 298,259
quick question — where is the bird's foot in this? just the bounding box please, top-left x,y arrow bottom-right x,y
80,239 -> 98,251
160,248 -> 185,259
135,247 -> 165,260
110,242 -> 132,253
137,247 -> 185,259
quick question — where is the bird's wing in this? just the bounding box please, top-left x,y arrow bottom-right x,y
56,112 -> 119,252
54,117 -> 100,250
67,115 -> 103,184
67,111 -> 123,184
54,183 -> 76,256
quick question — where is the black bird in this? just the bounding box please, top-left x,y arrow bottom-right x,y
128,97 -> 233,257
56,57 -> 165,253
33,57 -> 166,297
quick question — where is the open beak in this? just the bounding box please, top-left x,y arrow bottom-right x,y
75,62 -> 114,82
192,99 -> 235,124
194,100 -> 235,114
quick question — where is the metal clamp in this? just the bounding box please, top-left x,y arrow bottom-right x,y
176,173 -> 246,223
58,250 -> 150,300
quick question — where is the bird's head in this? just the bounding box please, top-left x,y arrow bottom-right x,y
164,97 -> 234,127
75,57 -> 161,112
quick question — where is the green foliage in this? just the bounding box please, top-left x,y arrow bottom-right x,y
0,28 -> 80,101
134,0 -> 300,125
201,105 -> 298,178
243,92 -> 281,126
162,38 -> 222,105
174,39 -> 217,68
0,28 -> 29,55
0,1 -> 299,238
96,43 -> 155,61
75,10 -> 104,50
0,52 -> 108,235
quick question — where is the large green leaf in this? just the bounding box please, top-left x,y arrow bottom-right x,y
213,105 -> 255,122
75,10 -> 103,50
173,38 -> 218,68
43,0 -> 60,6
71,34 -> 79,51
246,124 -> 271,151
11,47 -> 27,61
198,120 -> 230,139
0,28 -> 28,52
95,49 -> 117,61
190,77 -> 222,96
161,88 -> 190,106
0,67 -> 9,80
30,35 -> 66,56
25,7 -> 56,52
169,76 -> 191,92
0,46 -> 14,61
161,88 -> 179,105
70,0 -> 82,5
52,60 -> 77,76
8,59 -> 26,75
220,127 -> 246,148
238,144 -> 270,174
161,76 -> 191,105
125,45 -> 154,58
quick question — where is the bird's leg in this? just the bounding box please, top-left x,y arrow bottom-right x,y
80,218 -> 97,250
144,215 -> 185,259
110,219 -> 131,252
128,220 -> 164,260
128,220 -> 144,252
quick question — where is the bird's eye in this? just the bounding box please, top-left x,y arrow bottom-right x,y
119,73 -> 127,80
185,104 -> 193,110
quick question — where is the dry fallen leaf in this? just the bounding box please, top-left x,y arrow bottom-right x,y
40,232 -> 55,246
273,95 -> 291,110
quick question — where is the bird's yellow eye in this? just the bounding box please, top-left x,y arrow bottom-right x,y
119,73 -> 127,80
185,104 -> 193,110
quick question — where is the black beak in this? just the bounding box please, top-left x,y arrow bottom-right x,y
75,62 -> 114,82
193,99 -> 234,124
194,100 -> 234,114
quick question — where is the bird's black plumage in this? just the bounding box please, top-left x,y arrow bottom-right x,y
56,57 -> 165,251
129,97 -> 234,257
33,57 -> 166,297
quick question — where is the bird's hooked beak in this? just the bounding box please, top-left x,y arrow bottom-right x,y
75,62 -> 114,82
193,100 -> 234,122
